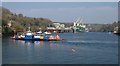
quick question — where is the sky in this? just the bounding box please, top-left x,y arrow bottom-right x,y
2,0 -> 120,2
2,2 -> 118,24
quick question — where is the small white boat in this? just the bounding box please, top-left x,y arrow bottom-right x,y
44,31 -> 51,35
37,31 -> 42,34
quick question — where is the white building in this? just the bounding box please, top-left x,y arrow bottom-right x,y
60,24 -> 65,28
53,23 -> 61,29
53,23 -> 65,29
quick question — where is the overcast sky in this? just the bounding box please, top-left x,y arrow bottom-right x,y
2,2 -> 118,24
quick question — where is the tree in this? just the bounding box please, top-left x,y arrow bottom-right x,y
2,7 -> 55,36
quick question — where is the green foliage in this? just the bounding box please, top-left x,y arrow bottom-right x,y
2,7 -> 54,36
87,22 -> 119,32
31,26 -> 40,32
2,27 -> 13,36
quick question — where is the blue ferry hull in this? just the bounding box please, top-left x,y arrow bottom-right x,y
15,38 -> 47,41
14,35 -> 49,41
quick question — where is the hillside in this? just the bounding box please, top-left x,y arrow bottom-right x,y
1,7 -> 54,36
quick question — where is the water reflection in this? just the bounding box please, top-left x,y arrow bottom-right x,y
12,40 -> 60,48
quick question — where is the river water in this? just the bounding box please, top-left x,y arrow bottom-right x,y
2,32 -> 118,64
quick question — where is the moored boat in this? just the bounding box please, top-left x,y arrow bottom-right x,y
113,26 -> 120,35
72,17 -> 86,33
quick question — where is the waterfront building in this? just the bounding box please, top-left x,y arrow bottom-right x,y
53,23 -> 65,29
53,23 -> 61,29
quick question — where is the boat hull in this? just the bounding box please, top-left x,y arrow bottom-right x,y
12,37 -> 63,41
12,33 -> 63,41
14,38 -> 63,41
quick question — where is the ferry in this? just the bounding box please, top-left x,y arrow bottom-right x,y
11,26 -> 63,41
11,31 -> 63,41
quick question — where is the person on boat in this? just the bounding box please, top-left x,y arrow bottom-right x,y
55,31 -> 60,39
